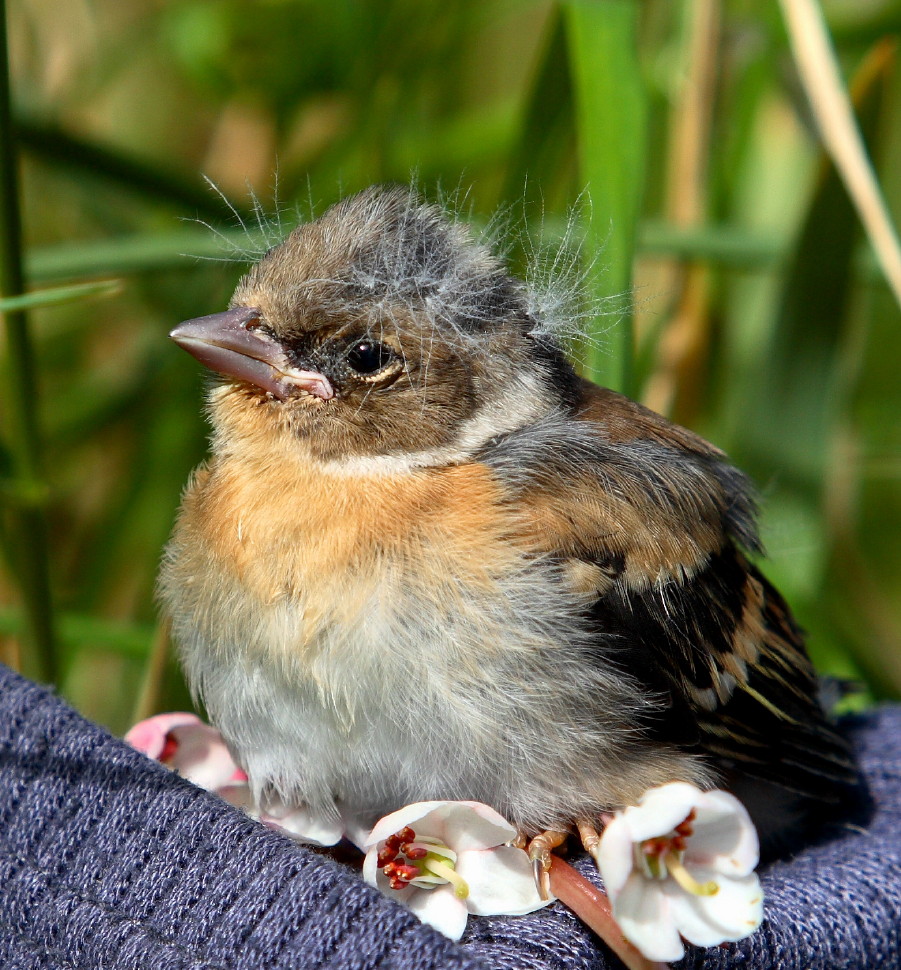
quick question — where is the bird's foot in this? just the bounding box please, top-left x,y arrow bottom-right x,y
576,818 -> 603,868
527,829 -> 568,900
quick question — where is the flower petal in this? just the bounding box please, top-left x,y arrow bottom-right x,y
365,801 -> 447,848
124,713 -> 202,761
439,802 -> 517,852
364,844 -> 468,938
168,723 -> 245,791
259,799 -> 345,846
458,845 -> 552,916
362,845 -> 382,889
612,871 -> 685,962
364,800 -> 514,852
405,885 -> 470,940
595,815 -> 638,897
687,790 -> 759,875
621,782 -> 701,842
665,870 -> 764,947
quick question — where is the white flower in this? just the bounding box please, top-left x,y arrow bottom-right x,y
596,782 -> 764,962
363,800 -> 551,940
125,713 -> 348,846
253,794 -> 350,847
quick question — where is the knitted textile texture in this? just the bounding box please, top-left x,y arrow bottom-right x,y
0,663 -> 898,970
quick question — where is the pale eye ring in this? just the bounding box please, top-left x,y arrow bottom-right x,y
346,340 -> 393,375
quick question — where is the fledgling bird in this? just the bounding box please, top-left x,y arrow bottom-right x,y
161,185 -> 858,871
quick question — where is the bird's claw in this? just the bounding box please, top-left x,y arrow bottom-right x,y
531,855 -> 552,900
527,829 -> 568,900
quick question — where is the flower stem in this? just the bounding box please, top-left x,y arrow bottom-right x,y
548,857 -> 666,970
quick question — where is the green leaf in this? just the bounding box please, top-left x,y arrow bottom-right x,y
27,229 -> 268,283
501,9 -> 576,214
0,279 -> 122,313
0,606 -> 154,659
562,0 -> 647,394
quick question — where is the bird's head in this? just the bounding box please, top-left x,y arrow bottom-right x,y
171,186 -> 570,467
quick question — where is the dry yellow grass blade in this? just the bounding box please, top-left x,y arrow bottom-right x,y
779,0 -> 901,310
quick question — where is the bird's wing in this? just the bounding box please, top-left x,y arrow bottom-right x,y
478,380 -> 858,803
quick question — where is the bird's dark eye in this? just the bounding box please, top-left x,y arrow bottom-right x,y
346,340 -> 393,375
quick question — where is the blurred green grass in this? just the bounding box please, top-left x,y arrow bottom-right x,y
1,0 -> 900,732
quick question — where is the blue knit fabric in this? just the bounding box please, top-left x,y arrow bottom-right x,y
0,662 -> 898,969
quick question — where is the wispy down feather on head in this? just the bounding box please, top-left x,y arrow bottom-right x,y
197,183 -> 607,350
235,185 -> 550,346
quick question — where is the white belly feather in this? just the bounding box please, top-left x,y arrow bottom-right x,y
160,462 -> 706,831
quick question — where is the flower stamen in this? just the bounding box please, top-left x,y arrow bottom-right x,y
400,842 -> 429,860
378,826 -> 469,898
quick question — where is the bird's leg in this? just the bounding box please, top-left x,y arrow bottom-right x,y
528,829 -> 569,900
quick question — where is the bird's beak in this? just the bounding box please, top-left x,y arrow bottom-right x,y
170,306 -> 334,401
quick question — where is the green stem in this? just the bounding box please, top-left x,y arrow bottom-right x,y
0,0 -> 56,683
